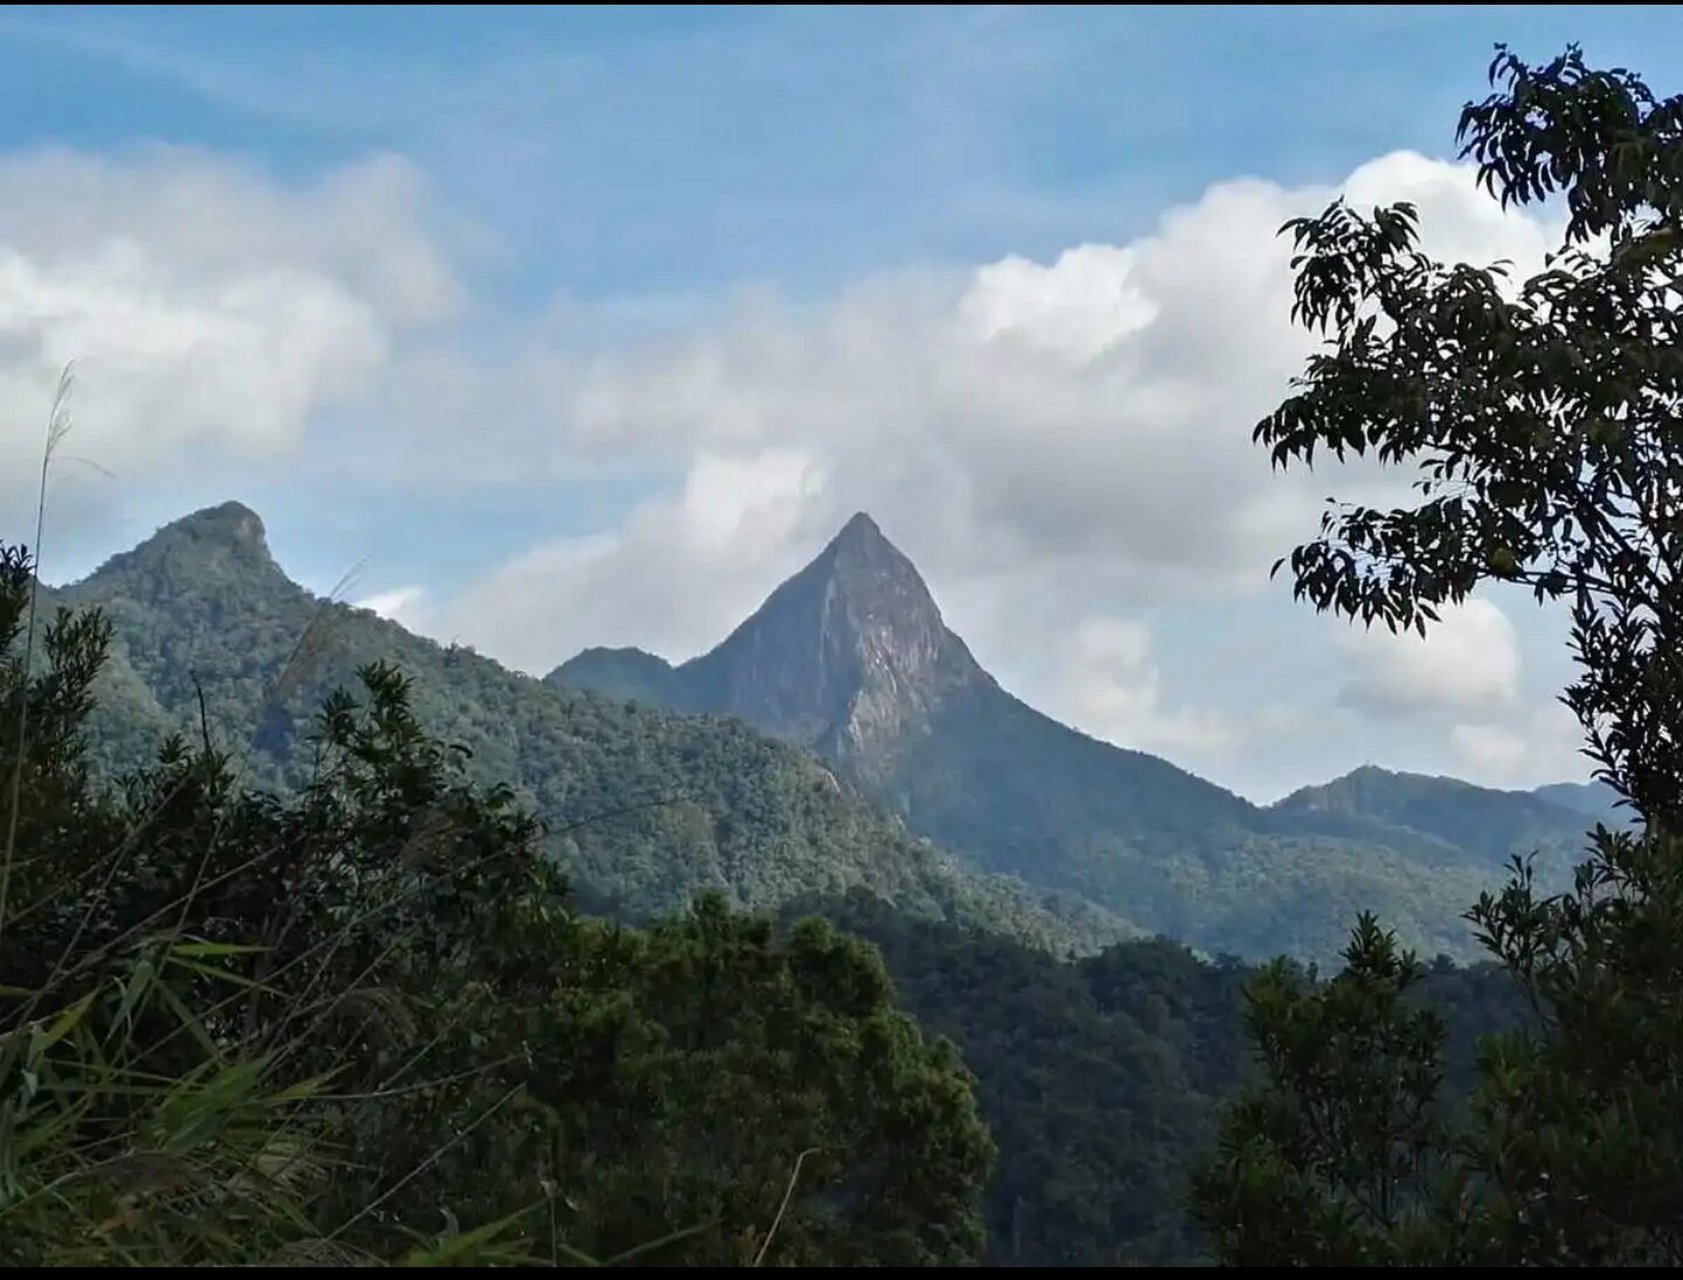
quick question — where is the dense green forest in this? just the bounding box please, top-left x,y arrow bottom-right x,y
809,893 -> 1527,1266
551,514 -> 1597,964
2,537 -> 1535,1265
1,552 -> 996,1265
45,501 -> 1132,957
1192,45 -> 1683,1266
11,32 -> 1683,1273
61,494 -> 1604,972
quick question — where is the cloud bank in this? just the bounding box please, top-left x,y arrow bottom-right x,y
0,143 -> 1585,795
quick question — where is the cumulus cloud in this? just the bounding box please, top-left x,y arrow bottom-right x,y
0,146 -> 457,534
958,243 -> 1159,366
425,150 -> 1560,696
1048,616 -> 1239,757
1450,700 -> 1589,789
3,137 -> 1579,796
1337,597 -> 1523,719
1450,722 -> 1530,780
354,584 -> 431,627
445,447 -> 831,673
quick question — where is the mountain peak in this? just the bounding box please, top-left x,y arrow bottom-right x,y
813,511 -> 930,597
175,501 -> 270,551
677,512 -> 989,758
545,645 -> 690,710
146,501 -> 276,569
831,510 -> 885,549
82,500 -> 280,595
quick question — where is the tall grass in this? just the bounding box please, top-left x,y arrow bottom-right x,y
0,364 -> 74,944
1,377 -> 871,1268
0,376 -> 544,1266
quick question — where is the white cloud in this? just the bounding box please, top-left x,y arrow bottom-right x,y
1049,616 -> 1239,757
423,151 -> 1559,734
0,146 -> 457,533
1450,722 -> 1529,779
958,243 -> 1159,366
1451,700 -> 1589,789
354,585 -> 431,627
1337,597 -> 1523,719
446,447 -> 830,673
3,137 -> 1581,798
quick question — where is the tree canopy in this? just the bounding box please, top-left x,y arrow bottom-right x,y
0,545 -> 993,1266
1194,44 -> 1683,1266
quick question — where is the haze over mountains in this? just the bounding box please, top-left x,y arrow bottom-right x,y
40,500 -> 1610,963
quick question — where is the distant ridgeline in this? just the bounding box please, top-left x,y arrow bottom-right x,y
550,512 -> 1618,963
47,500 -> 1618,966
26,502 -> 1568,1265
48,503 -> 1133,958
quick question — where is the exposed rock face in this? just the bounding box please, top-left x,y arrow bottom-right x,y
155,501 -> 271,561
493,506 -> 1621,962
81,501 -> 282,606
46,500 -> 1125,958
677,513 -> 991,760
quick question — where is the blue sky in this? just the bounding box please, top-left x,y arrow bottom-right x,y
0,5 -> 1667,798
9,7 -> 1672,299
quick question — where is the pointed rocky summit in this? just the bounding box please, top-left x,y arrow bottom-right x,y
173,501 -> 271,553
82,501 -> 282,603
677,512 -> 990,757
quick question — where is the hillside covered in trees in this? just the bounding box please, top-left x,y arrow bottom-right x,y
44,501 -> 1132,956
44,498 -> 1604,967
811,892 -> 1528,1266
552,513 -> 1598,962
3,533 -> 1536,1265
15,18 -> 1683,1269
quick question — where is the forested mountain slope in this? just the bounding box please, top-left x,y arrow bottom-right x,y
49,502 -> 1133,954
553,514 -> 1598,961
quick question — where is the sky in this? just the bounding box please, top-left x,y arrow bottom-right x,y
1,4 -> 1673,802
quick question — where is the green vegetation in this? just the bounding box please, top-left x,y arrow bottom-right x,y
552,521 -> 1597,966
50,483 -> 1602,970
22,38 -> 1678,1269
3,511 -> 1561,1271
6,519 -> 1549,1268
1530,778 -> 1631,826
811,891 -> 1526,1266
1,542 -> 995,1265
51,502 -> 1131,956
1271,764 -> 1596,877
1193,44 -> 1683,1265
877,684 -> 1578,962
552,646 -> 698,712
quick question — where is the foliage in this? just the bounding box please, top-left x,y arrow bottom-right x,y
53,503 -> 1124,956
2,541 -> 994,1266
1195,43 -> 1683,1266
1190,919 -> 1470,1266
555,566 -> 1594,965
814,890 -> 1524,1267
1272,764 -> 1599,875
882,686 -> 1563,962
8,524 -> 1549,1269
522,901 -> 994,1267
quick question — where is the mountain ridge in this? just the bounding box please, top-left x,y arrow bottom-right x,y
50,502 -> 1138,957
42,500 -> 1606,962
551,512 -> 1601,960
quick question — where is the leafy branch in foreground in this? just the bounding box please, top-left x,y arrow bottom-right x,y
1194,43 -> 1683,1266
